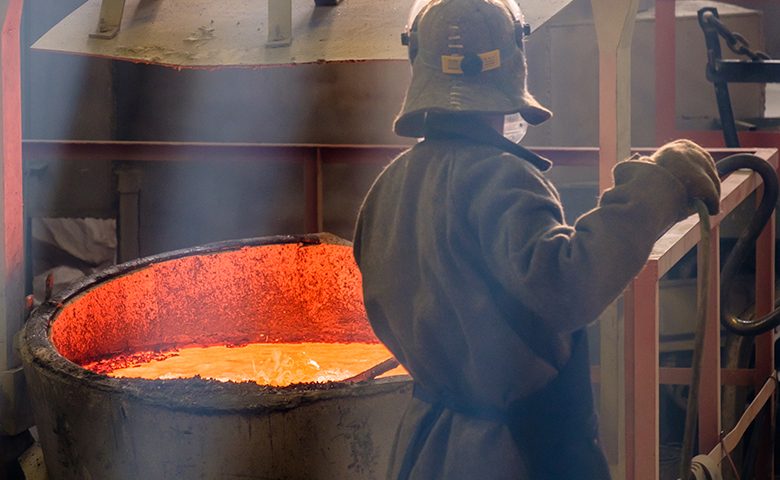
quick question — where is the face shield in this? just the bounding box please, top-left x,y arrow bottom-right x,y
504,113 -> 528,143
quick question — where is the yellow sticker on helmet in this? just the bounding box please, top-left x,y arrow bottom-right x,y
479,49 -> 502,71
440,49 -> 502,75
441,55 -> 464,74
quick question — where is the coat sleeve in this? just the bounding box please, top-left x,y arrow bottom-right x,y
464,155 -> 690,333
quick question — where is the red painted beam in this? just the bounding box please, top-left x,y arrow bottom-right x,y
0,0 -> 30,436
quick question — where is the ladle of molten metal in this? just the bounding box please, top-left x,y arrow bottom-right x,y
48,234 -> 408,388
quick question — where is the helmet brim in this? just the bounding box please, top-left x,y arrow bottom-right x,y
393,57 -> 552,138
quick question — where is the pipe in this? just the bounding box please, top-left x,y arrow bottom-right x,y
716,154 -> 779,336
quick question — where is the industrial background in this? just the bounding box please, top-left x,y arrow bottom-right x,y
0,0 -> 778,479
22,0 -> 778,259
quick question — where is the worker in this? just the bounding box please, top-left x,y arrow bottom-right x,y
353,0 -> 721,478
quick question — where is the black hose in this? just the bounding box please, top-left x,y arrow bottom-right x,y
716,153 -> 779,335
679,153 -> 777,479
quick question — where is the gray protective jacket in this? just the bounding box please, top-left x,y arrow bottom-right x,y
353,137 -> 688,479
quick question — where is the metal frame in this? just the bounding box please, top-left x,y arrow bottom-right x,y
655,0 -> 780,150
698,6 -> 780,148
653,4 -> 779,475
625,147 -> 778,480
21,141 -> 602,234
22,141 -> 405,234
708,61 -> 780,84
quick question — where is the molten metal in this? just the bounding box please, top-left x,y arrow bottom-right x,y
49,240 -> 402,386
84,342 -> 405,386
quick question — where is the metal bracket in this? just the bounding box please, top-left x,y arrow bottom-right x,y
267,0 -> 292,48
89,0 -> 126,40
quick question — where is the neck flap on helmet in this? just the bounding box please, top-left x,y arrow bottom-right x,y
423,113 -> 552,171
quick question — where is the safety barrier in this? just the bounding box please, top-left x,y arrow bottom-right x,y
626,147 -> 778,480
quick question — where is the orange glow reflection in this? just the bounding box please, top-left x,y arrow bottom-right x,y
84,342 -> 407,386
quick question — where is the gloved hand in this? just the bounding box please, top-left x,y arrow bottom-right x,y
648,139 -> 721,216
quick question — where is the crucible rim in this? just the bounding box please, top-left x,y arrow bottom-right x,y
19,233 -> 411,414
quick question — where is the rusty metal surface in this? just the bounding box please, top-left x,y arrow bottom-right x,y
32,0 -> 413,67
31,0 -> 575,68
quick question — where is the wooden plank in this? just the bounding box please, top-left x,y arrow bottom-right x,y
590,2 -> 639,477
590,0 -> 640,192
754,152 -> 777,479
697,224 -> 721,453
596,301 -> 624,470
707,376 -> 777,468
625,263 -> 660,480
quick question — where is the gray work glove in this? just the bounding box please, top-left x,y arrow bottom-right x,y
648,139 -> 721,217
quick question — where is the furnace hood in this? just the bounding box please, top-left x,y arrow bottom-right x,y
32,0 -> 575,68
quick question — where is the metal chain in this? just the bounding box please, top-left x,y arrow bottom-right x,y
703,13 -> 771,61
727,32 -> 771,61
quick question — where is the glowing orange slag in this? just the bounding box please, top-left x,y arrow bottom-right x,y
83,342 -> 407,386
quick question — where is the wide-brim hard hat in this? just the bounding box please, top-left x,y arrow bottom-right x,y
394,0 -> 552,138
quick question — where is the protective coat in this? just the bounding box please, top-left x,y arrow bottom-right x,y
353,137 -> 689,479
